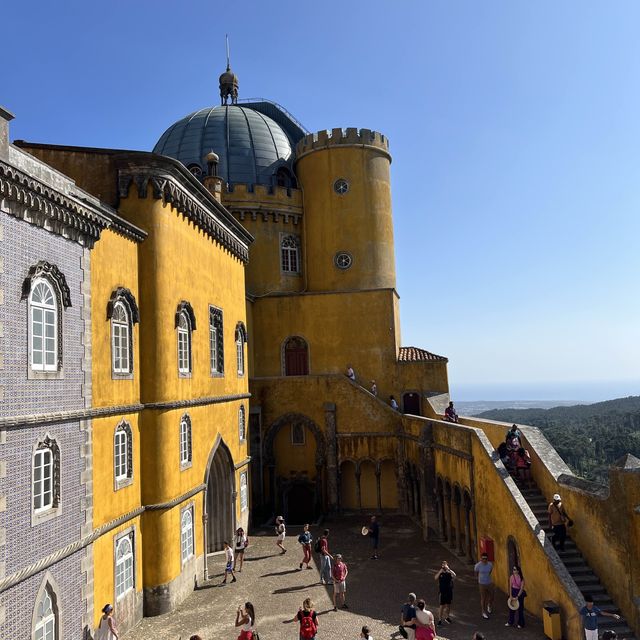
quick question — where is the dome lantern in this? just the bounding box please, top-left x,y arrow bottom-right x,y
219,35 -> 239,105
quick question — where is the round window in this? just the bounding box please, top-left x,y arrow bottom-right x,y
333,178 -> 349,195
188,164 -> 203,178
335,252 -> 353,270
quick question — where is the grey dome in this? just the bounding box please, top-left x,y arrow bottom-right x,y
153,105 -> 293,186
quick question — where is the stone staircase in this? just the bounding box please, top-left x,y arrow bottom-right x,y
510,473 -> 637,639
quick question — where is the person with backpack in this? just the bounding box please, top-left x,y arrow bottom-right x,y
293,597 -> 318,640
275,515 -> 287,554
298,523 -> 313,570
317,529 -> 333,584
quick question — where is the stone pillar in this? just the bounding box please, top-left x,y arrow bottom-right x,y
324,403 -> 338,511
412,479 -> 420,515
435,489 -> 445,540
464,501 -> 473,559
419,472 -> 429,541
356,470 -> 362,509
0,107 -> 13,158
376,469 -> 382,511
454,497 -> 464,556
395,427 -> 408,513
444,485 -> 453,548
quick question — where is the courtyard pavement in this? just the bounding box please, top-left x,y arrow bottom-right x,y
124,515 -> 546,640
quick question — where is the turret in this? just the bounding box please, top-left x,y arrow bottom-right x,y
295,127 -> 396,292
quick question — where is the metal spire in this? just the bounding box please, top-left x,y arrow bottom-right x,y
226,34 -> 231,71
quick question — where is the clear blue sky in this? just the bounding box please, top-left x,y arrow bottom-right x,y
4,1 -> 639,400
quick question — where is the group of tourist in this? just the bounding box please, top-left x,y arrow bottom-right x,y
344,365 -> 400,411
496,424 -> 532,487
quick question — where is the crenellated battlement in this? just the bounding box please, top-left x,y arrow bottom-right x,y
295,127 -> 390,158
223,183 -> 303,208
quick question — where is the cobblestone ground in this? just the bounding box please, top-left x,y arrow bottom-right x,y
124,515 -> 545,640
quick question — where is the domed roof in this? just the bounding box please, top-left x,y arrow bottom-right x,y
153,105 -> 294,186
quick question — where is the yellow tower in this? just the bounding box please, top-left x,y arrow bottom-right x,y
295,128 -> 396,292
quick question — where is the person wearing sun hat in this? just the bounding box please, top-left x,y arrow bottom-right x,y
505,565 -> 526,628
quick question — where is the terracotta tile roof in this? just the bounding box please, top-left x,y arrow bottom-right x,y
398,346 -> 448,363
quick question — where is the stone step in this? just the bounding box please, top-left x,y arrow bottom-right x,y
566,565 -> 594,576
572,574 -> 600,585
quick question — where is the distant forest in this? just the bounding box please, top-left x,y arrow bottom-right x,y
478,396 -> 640,484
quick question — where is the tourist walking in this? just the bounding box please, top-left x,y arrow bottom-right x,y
370,380 -> 378,396
505,424 -> 521,442
298,523 -> 313,569
360,625 -> 373,639
294,597 -> 318,640
332,553 -> 349,610
390,396 -> 399,411
505,565 -> 526,628
318,528 -> 333,584
434,560 -> 456,624
575,593 -> 620,640
234,527 -> 248,572
368,515 -> 380,559
404,600 -> 436,640
95,604 -> 119,640
400,592 -> 418,640
548,494 -> 572,552
275,515 -> 287,554
221,541 -> 237,584
235,601 -> 255,640
474,552 -> 494,619
346,365 -> 356,381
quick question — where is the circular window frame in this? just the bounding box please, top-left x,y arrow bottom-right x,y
334,252 -> 353,270
333,178 -> 350,195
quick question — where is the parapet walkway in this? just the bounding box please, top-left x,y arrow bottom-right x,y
124,515 -> 545,640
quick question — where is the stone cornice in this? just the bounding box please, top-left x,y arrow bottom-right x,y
0,158 -> 111,248
0,392 -> 251,429
115,153 -> 253,263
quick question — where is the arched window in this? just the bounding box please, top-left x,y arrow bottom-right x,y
30,279 -> 58,372
33,584 -> 57,640
283,336 -> 309,376
114,421 -> 133,487
281,234 -> 300,274
33,436 -> 60,515
176,302 -> 196,376
209,306 -> 224,375
115,534 -> 134,599
111,302 -> 130,374
181,508 -> 194,563
235,322 -> 247,377
239,405 -> 246,441
240,472 -> 248,511
180,414 -> 192,468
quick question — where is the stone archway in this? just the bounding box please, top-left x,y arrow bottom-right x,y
204,436 -> 236,553
263,413 -> 327,518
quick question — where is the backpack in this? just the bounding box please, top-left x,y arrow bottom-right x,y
299,611 -> 317,639
314,537 -> 322,553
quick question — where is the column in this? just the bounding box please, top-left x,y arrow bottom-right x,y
454,496 -> 464,556
444,485 -> 453,548
375,469 -> 382,511
324,403 -> 338,511
464,501 -> 473,559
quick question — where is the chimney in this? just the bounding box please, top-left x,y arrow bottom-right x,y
0,106 -> 15,158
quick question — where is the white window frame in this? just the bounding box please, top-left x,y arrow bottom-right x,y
29,278 -> 58,372
177,311 -> 191,375
179,415 -> 192,468
209,322 -> 218,373
236,337 -> 244,376
181,507 -> 194,563
115,534 -> 134,600
33,448 -> 53,513
280,234 -> 301,274
33,585 -> 56,640
240,472 -> 248,511
114,429 -> 128,481
239,405 -> 246,442
111,301 -> 131,375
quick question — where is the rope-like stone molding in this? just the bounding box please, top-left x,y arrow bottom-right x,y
145,484 -> 206,511
234,456 -> 251,470
0,482 -> 212,594
432,443 -> 473,461
0,393 -> 251,429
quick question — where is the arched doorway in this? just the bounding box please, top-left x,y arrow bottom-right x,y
403,392 -> 421,415
283,336 -> 309,376
205,437 -> 235,553
339,460 -> 358,510
507,536 -> 520,571
283,479 -> 316,524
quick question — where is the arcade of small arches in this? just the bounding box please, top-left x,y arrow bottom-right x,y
434,475 -> 477,561
338,458 -> 399,511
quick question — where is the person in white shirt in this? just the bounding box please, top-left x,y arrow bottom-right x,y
275,516 -> 287,554
221,541 -> 237,584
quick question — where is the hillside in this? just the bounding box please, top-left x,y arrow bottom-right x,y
477,396 -> 640,483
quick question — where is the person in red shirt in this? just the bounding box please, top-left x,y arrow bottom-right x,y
332,553 -> 349,611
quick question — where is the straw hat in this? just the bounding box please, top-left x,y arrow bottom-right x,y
507,596 -> 520,611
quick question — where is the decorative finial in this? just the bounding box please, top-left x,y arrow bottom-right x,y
219,35 -> 239,105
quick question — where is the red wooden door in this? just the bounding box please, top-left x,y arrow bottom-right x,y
284,337 -> 309,375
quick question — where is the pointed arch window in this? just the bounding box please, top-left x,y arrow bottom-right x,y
180,414 -> 192,469
181,507 -> 194,563
209,306 -> 224,375
30,279 -> 58,372
107,288 -> 139,377
33,436 -> 60,517
239,405 -> 246,441
281,234 -> 301,274
114,421 -> 133,489
235,322 -> 247,377
115,533 -> 135,599
33,584 -> 57,640
176,302 -> 196,376
240,471 -> 248,511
